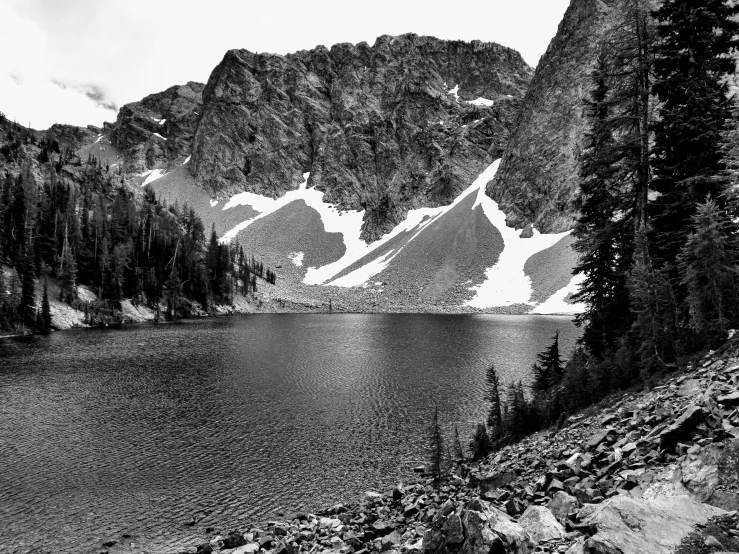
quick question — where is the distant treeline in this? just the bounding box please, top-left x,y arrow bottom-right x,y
0,115 -> 276,333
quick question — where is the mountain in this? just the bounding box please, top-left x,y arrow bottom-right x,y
2,22 -> 602,315
487,0 -> 621,233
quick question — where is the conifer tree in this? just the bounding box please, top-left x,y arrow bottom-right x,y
485,364 -> 503,440
469,422 -> 492,460
59,225 -> 77,303
678,197 -> 739,345
428,406 -> 445,487
650,0 -> 739,266
40,278 -> 52,334
573,0 -> 654,358
628,231 -> 678,377
19,249 -> 36,329
532,332 -> 564,392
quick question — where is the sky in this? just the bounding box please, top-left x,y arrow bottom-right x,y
0,0 -> 571,130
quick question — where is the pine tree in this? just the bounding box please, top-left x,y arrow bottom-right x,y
485,364 -> 503,440
532,332 -> 565,392
427,406 -> 445,487
40,278 -> 52,334
650,0 -> 739,267
572,0 -> 655,359
678,197 -> 739,345
628,231 -> 678,377
59,224 -> 77,303
469,422 -> 492,460
19,249 -> 36,330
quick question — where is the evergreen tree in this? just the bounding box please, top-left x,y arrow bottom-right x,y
59,224 -> 77,303
678,197 -> 739,345
532,332 -> 564,392
628,231 -> 678,377
469,422 -> 492,460
427,406 -> 446,487
650,0 -> 739,266
573,0 -> 655,359
19,249 -> 36,329
40,278 -> 52,334
485,363 -> 503,440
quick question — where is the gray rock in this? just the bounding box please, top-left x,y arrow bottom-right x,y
578,494 -> 725,554
517,506 -> 565,544
192,34 -> 532,242
547,491 -> 578,524
659,404 -> 709,451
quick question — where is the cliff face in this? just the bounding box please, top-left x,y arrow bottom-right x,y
191,34 -> 533,241
487,0 -> 621,233
107,81 -> 204,173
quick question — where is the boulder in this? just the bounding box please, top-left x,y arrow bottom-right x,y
577,494 -> 725,554
547,491 -> 578,524
517,506 -> 565,544
659,404 -> 709,451
718,392 -> 739,407
680,439 -> 739,511
422,499 -> 533,554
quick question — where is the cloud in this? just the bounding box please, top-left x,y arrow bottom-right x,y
51,80 -> 118,112
0,3 -> 118,128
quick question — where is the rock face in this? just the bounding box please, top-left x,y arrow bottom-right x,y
191,34 -> 532,241
577,495 -> 724,554
487,0 -> 622,232
107,81 -> 204,173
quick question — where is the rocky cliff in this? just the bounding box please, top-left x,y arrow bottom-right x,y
106,81 -> 204,173
191,34 -> 532,241
487,0 -> 621,233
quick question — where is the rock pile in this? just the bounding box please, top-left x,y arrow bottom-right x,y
182,341 -> 739,554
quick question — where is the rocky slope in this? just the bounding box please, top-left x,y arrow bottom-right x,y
192,34 -> 532,242
487,0 -> 621,233
97,337 -> 739,554
106,81 -> 204,173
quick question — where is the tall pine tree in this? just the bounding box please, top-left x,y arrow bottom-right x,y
650,0 -> 739,267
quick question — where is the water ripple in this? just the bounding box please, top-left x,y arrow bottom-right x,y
0,314 -> 578,554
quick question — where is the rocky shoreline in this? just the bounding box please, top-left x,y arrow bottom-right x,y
97,337 -> 739,554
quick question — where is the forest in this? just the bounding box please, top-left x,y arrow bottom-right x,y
467,0 -> 739,460
0,116 -> 276,334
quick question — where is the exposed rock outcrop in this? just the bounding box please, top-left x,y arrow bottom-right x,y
488,0 -> 622,232
192,34 -> 532,241
107,81 -> 204,173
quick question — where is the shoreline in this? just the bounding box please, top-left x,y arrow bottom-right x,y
156,338 -> 739,554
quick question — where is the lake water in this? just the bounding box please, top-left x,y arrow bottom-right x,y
0,314 -> 579,554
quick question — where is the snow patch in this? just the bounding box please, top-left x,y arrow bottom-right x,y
320,165 -> 506,288
183,155 -> 191,165
152,132 -> 166,141
141,169 -> 166,186
220,174 -> 367,266
288,252 -> 305,267
151,116 -> 166,125
210,199 -> 218,207
465,160 -> 572,308
448,84 -> 460,101
530,274 -> 586,315
94,135 -> 103,143
467,97 -> 495,107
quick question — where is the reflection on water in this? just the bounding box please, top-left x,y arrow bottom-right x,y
0,314 -> 578,553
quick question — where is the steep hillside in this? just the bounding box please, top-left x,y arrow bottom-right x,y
106,82 -> 204,173
487,0 -> 621,232
2,28 -> 594,315
149,159 -> 584,314
192,34 -> 532,242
